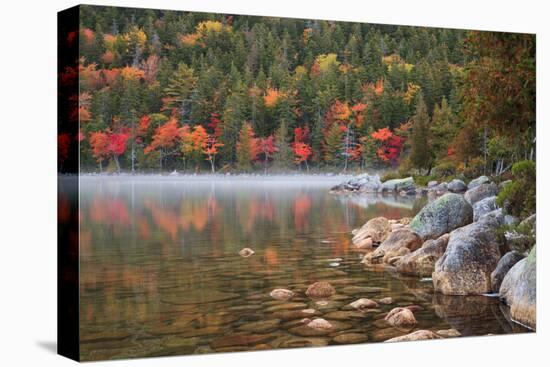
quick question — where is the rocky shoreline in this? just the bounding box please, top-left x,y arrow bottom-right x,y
338,173 -> 536,330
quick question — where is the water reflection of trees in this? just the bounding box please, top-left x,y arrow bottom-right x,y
78,180 -> 421,334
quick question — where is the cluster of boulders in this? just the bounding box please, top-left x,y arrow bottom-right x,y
352,175 -> 536,330
265,281 -> 444,342
330,174 -> 416,196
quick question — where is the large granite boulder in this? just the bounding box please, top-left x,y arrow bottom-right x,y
330,174 -> 381,194
468,175 -> 491,189
433,216 -> 502,295
464,183 -> 498,205
447,179 -> 467,193
362,228 -> 422,264
352,217 -> 391,248
500,246 -> 536,330
480,208 -> 505,225
409,193 -> 473,241
491,251 -> 525,293
380,177 -> 415,193
396,234 -> 450,276
473,196 -> 497,221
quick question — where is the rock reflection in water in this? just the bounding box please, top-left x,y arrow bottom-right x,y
432,293 -> 523,336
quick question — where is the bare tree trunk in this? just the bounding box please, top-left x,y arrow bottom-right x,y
210,156 -> 215,173
113,155 -> 121,173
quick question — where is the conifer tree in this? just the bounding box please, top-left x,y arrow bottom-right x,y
409,93 -> 434,173
236,122 -> 257,171
324,123 -> 344,166
273,119 -> 293,170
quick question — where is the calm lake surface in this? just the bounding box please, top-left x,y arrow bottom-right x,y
76,175 -> 529,361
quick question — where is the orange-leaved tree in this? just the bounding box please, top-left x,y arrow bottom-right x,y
144,118 -> 180,169
89,131 -> 110,172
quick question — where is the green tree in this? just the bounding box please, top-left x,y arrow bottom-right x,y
409,94 -> 434,173
324,123 -> 343,166
273,119 -> 293,170
430,96 -> 456,159
163,63 -> 197,121
236,123 -> 257,171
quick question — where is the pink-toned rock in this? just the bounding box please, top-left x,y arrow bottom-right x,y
239,248 -> 255,257
349,298 -> 378,310
352,217 -> 391,246
270,289 -> 294,301
354,237 -> 373,249
306,282 -> 335,298
385,330 -> 441,342
306,318 -> 333,330
384,307 -> 417,328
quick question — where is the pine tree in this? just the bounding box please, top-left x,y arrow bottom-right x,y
163,63 -> 197,120
236,123 -> 257,171
431,96 -> 456,159
273,119 -> 293,170
360,128 -> 378,170
221,81 -> 248,164
409,94 -> 434,173
324,123 -> 344,166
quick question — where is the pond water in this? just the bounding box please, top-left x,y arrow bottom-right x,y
76,175 -> 529,361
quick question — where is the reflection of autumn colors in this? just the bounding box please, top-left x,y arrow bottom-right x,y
78,179 -> 430,360
294,194 -> 312,231
89,197 -> 130,226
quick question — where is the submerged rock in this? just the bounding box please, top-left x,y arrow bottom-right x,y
271,309 -> 321,321
500,246 -> 536,329
491,251 -> 525,293
237,319 -> 281,333
362,228 -> 422,264
265,302 -> 308,312
306,318 -> 333,330
409,193 -> 473,241
323,311 -> 367,320
384,307 -> 417,328
473,196 -> 497,222
396,233 -> 449,276
270,289 -> 295,301
464,183 -> 498,205
385,330 -> 441,342
333,333 -> 369,344
210,333 -> 275,349
271,336 -> 329,348
433,217 -> 501,295
239,248 -> 255,257
349,298 -> 379,310
288,320 -> 351,337
435,329 -> 461,338
305,281 -> 336,298
378,297 -> 393,305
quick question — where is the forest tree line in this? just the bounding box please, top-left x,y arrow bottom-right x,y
65,5 -> 535,177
